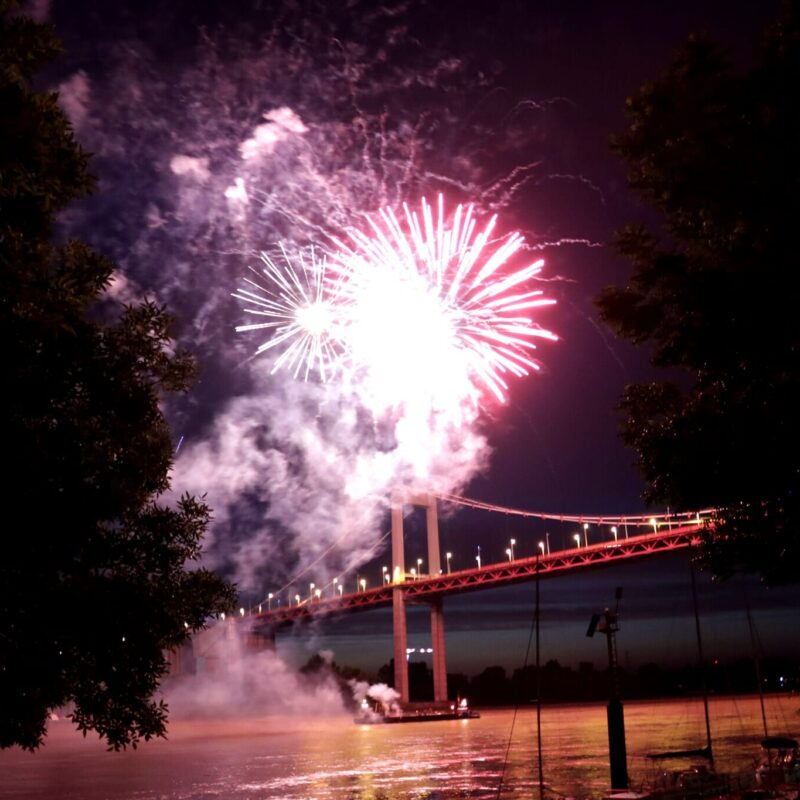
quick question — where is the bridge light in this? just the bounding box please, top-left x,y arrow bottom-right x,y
268,592 -> 274,611
295,594 -> 301,606
239,607 -> 245,617
649,517 -> 657,534
446,552 -> 452,573
314,588 -> 321,600
583,522 -> 589,546
337,584 -> 343,596
505,547 -> 512,562
510,538 -> 516,560
538,541 -> 545,556
417,558 -> 423,576
410,567 -> 417,580
382,566 -> 389,583
309,582 -> 315,600
359,578 -> 367,592
220,612 -> 226,621
574,533 -> 581,549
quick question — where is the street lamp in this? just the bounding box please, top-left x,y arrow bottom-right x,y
476,545 -> 481,569
538,541 -> 546,556
239,607 -> 245,617
337,583 -> 343,597
417,557 -> 423,576
649,517 -> 657,534
332,577 -> 338,596
268,592 -> 273,611
505,547 -> 512,562
410,567 -> 417,580
382,566 -> 389,584
359,578 -> 366,592
611,526 -> 618,542
309,582 -> 315,601
510,538 -> 516,560
295,594 -> 301,606
446,552 -> 452,574
583,522 -> 589,547
574,533 -> 581,549
314,588 -> 321,600
546,532 -> 551,554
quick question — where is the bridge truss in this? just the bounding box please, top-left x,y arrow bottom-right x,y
251,523 -> 704,630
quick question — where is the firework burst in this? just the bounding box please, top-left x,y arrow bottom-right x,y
232,245 -> 342,382
331,195 -> 557,403
235,196 -> 557,404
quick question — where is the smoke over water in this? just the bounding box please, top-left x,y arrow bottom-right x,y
53,1 -> 560,595
164,624 -> 347,718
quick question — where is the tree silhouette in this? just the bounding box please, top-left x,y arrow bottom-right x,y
597,5 -> 800,585
0,2 -> 234,750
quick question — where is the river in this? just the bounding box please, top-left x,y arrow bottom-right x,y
1,695 -> 797,799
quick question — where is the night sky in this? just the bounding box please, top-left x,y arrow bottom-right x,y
39,0 -> 800,676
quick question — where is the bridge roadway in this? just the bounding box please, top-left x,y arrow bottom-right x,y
251,523 -> 704,630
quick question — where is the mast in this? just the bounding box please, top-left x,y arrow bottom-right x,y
535,552 -> 544,800
689,557 -> 714,766
743,581 -> 769,738
587,587 -> 629,790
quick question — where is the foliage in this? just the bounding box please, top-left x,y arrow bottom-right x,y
0,1 -> 234,750
597,5 -> 800,583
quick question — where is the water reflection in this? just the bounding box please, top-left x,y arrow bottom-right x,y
0,696 -> 794,799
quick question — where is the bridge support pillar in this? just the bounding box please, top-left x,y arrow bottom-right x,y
430,597 -> 448,702
392,586 -> 410,703
425,495 -> 448,703
391,492 -> 448,705
392,499 -> 410,703
243,626 -> 276,654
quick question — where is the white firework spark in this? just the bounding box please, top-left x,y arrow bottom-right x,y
232,245 -> 342,382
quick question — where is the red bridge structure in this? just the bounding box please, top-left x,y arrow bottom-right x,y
241,495 -> 712,706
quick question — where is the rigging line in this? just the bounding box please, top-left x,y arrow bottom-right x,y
495,562 -> 540,800
437,492 -> 714,526
743,578 -> 770,738
255,527 -> 391,609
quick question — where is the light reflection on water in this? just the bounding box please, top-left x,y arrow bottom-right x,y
1,696 -> 796,799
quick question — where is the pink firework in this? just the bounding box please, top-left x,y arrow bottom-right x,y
234,196 -> 557,405
330,195 -> 557,403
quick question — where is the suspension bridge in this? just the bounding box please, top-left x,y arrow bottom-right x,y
205,495 -> 713,707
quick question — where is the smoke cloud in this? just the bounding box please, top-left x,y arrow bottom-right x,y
165,623 -> 346,718
52,2 -> 556,598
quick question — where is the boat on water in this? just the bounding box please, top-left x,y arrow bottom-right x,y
354,696 -> 480,724
756,736 -> 800,791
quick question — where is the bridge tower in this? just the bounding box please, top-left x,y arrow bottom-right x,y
391,492 -> 448,705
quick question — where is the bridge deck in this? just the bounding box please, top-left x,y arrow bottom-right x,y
250,524 -> 704,630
